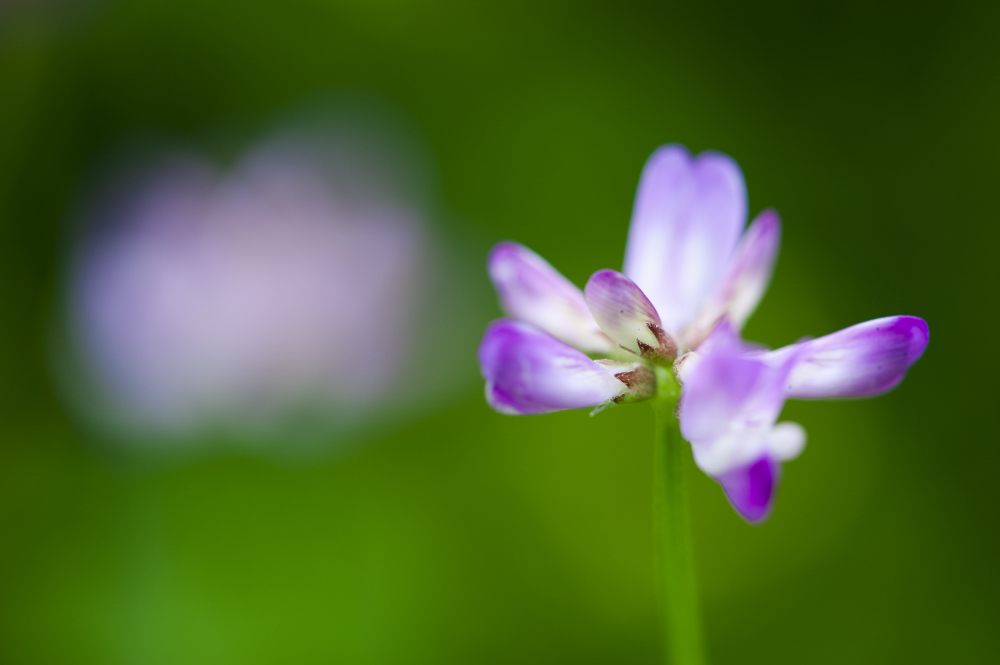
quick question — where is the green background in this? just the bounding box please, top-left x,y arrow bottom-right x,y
0,0 -> 996,663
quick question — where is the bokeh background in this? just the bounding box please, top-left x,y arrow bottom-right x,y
1,0 -> 998,663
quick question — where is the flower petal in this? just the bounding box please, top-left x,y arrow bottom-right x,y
623,145 -> 747,336
782,316 -> 929,399
678,349 -> 766,444
767,421 -> 807,461
478,319 -> 627,415
683,209 -> 781,348
690,421 -> 806,477
716,456 -> 778,523
488,242 -> 615,353
678,320 -> 793,441
584,269 -> 676,360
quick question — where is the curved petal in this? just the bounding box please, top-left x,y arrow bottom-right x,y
488,242 -> 615,353
683,210 -> 781,349
478,319 -> 626,415
690,421 -> 806,477
678,320 -> 795,443
767,421 -> 808,461
782,316 -> 929,399
678,351 -> 765,444
623,145 -> 747,336
673,319 -> 762,389
697,422 -> 804,521
716,457 -> 778,523
675,322 -> 808,521
584,269 -> 676,360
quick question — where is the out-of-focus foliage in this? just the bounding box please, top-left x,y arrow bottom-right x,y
0,0 -> 997,663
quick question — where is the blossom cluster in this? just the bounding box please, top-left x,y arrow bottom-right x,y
66,135 -> 429,441
479,145 -> 928,521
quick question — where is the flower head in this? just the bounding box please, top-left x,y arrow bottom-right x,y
64,134 -> 433,445
479,144 -> 928,521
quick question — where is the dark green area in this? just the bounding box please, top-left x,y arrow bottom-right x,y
0,0 -> 996,662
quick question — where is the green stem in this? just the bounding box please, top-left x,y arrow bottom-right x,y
652,366 -> 707,665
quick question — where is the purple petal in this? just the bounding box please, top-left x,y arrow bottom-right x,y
623,145 -> 747,336
478,319 -> 626,415
783,316 -> 929,399
680,316 -> 764,368
684,210 -> 781,349
678,350 -> 766,443
488,242 -> 615,353
716,457 -> 778,523
679,321 -> 803,443
584,269 -> 675,359
689,421 -> 805,477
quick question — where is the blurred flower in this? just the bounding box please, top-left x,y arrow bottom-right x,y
63,131 -> 454,448
479,144 -> 928,520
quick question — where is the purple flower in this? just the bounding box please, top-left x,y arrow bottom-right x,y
65,136 -> 434,442
479,144 -> 928,521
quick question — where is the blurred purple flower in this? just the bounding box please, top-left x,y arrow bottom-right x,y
68,138 -> 430,441
479,144 -> 928,520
